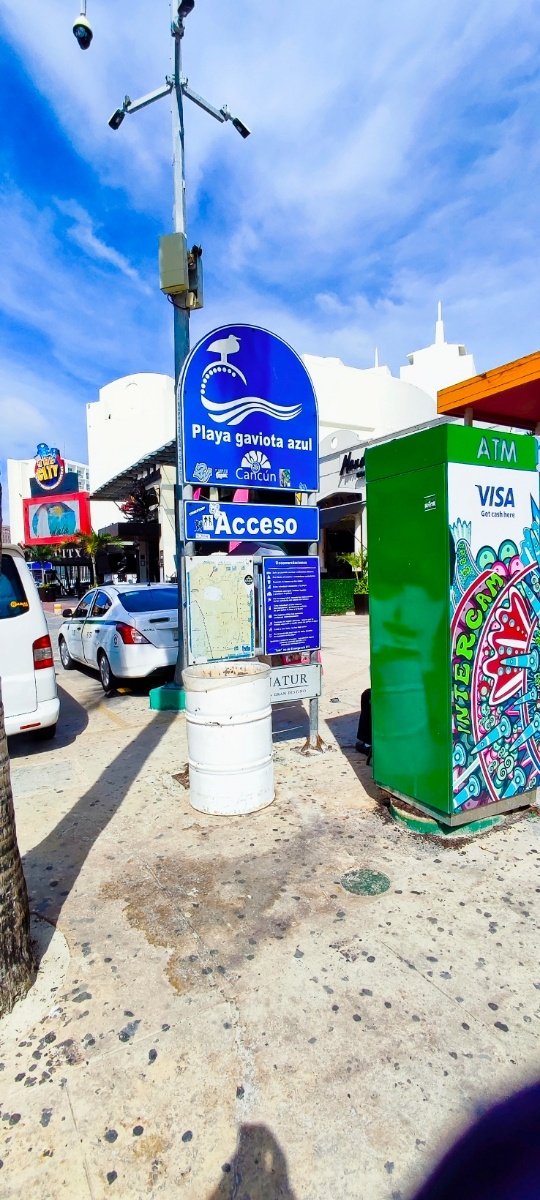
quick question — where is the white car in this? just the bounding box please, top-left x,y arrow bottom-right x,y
58,583 -> 179,691
0,546 -> 60,739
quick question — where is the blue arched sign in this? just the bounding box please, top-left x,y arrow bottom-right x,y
181,324 -> 319,491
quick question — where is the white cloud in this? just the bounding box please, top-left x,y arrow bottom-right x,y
1,0 -> 540,465
55,199 -> 151,292
0,185 -> 167,389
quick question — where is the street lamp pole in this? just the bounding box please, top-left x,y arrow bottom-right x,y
83,0 -> 250,691
170,1 -> 191,689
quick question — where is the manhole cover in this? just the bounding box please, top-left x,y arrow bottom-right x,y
340,869 -> 390,896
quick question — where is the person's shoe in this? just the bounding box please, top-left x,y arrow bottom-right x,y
355,739 -> 371,755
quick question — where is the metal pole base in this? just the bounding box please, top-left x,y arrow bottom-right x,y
149,682 -> 186,711
299,734 -> 328,756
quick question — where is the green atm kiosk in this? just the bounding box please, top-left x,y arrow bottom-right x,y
366,422 -> 540,826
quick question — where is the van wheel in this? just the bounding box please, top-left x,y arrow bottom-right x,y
98,652 -> 117,693
59,637 -> 74,670
35,723 -> 57,741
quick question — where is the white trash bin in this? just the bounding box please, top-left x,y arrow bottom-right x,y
183,661 -> 274,815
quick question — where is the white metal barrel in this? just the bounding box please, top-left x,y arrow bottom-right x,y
183,661 -> 274,815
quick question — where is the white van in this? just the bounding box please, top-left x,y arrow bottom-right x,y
0,546 -> 59,739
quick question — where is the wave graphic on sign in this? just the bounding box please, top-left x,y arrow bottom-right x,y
199,337 -> 302,426
201,394 -> 302,426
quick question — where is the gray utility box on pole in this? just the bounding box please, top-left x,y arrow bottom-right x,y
159,232 -> 189,294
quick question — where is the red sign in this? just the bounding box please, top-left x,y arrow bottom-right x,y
23,492 -> 91,546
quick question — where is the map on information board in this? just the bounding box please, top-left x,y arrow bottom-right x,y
186,556 -> 255,664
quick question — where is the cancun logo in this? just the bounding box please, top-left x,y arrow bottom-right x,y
200,335 -> 302,427
241,450 -> 271,471
236,449 -> 276,483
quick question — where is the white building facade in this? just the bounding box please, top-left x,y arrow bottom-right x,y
86,308 -> 477,580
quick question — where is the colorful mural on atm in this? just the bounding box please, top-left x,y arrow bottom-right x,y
450,461 -> 540,812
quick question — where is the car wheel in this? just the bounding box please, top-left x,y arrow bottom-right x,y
59,637 -> 74,670
35,723 -> 57,741
98,651 -> 117,693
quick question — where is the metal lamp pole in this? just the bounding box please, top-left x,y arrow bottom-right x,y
99,0 -> 250,692
170,1 -> 191,689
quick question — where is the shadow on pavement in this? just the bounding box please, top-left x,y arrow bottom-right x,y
57,656 -> 174,696
207,1123 -> 297,1200
8,684 -> 93,758
272,700 -> 309,743
23,711 -> 172,962
325,711 -> 385,805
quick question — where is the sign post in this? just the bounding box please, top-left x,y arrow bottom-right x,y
179,321 -> 324,749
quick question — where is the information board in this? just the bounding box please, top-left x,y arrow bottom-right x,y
186,555 -> 255,664
262,557 -> 321,655
185,500 -> 319,543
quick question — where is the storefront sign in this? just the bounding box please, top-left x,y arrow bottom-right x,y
270,662 -> 321,703
262,557 -> 321,654
318,430 -> 365,502
181,324 -> 319,492
34,443 -> 65,492
340,450 -> 364,480
184,501 -> 319,543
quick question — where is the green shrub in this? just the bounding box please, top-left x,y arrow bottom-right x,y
321,577 -> 356,615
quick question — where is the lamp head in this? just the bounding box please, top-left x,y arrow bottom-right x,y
73,13 -> 93,49
108,108 -> 126,130
232,116 -> 251,139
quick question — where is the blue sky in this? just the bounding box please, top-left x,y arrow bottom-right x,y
1,0 -> 540,509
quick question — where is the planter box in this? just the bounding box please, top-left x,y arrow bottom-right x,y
38,585 -> 62,601
353,593 -> 369,615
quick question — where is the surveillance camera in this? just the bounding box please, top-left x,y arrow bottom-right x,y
232,116 -> 251,139
73,14 -> 93,49
109,108 -> 126,131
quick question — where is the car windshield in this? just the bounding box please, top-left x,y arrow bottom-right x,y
120,587 -> 177,613
0,555 -> 29,620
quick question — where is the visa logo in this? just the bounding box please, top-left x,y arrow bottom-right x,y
476,485 -> 515,508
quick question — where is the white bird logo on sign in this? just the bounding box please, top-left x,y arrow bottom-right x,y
200,333 -> 302,426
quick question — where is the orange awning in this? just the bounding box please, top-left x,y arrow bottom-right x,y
437,350 -> 540,429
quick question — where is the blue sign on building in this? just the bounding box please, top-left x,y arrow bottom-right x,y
262,557 -> 321,655
181,324 -> 319,492
185,501 -> 319,543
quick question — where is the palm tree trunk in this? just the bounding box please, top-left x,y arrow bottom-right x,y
91,554 -> 96,586
0,484 -> 35,1016
0,690 -> 36,1015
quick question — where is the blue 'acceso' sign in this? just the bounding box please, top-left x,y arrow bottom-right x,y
184,501 -> 319,543
181,324 -> 319,492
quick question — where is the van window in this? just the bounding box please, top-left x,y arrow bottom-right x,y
0,555 -> 29,620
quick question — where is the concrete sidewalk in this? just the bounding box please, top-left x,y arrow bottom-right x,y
1,615 -> 539,1199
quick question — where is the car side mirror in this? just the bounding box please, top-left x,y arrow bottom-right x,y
62,608 -> 73,618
